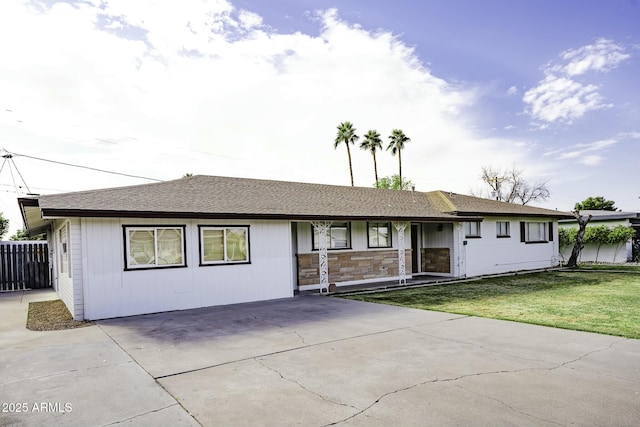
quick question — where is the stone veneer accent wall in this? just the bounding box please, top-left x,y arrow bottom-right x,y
297,250 -> 412,286
421,248 -> 451,273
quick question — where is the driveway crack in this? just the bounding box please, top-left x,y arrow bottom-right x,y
550,338 -> 628,371
100,403 -> 188,426
0,361 -> 134,386
254,358 -> 360,413
324,367 -> 551,426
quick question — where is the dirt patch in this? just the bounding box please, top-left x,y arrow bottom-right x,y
27,299 -> 93,331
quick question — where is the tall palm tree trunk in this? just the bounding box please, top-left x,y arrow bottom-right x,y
346,143 -> 354,186
398,149 -> 402,181
373,152 -> 379,185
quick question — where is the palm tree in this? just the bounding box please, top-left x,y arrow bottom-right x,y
387,129 -> 411,182
360,130 -> 383,186
334,121 -> 359,186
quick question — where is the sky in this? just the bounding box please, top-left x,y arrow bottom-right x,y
1,0 -> 639,237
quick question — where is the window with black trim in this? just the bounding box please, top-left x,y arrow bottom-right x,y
520,222 -> 548,243
464,222 -> 481,238
200,226 -> 250,265
496,221 -> 510,238
312,222 -> 351,249
368,222 -> 392,248
125,226 -> 186,269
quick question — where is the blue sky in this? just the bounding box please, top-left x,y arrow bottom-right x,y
1,0 -> 639,236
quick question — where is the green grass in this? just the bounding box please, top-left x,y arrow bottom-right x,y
342,271 -> 640,339
571,263 -> 640,272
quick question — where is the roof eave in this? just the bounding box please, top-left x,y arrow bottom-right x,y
40,208 -> 474,223
450,210 -> 573,219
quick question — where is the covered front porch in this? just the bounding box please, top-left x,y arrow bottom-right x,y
293,220 -> 465,293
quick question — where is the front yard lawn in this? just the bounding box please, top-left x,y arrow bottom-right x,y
342,271 -> 640,339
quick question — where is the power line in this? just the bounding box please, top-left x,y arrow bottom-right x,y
8,151 -> 163,182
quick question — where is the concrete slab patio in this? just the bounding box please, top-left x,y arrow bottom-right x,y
2,290 -> 639,426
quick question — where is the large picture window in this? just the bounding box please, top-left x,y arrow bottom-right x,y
125,226 -> 186,269
521,222 -> 548,243
200,226 -> 250,265
368,222 -> 392,248
312,222 -> 351,250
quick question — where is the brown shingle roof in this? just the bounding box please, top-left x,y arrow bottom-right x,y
25,175 -> 571,223
430,191 -> 572,218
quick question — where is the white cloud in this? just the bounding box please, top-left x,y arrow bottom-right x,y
544,138 -> 617,165
523,38 -> 630,124
0,0 -> 539,234
506,86 -> 518,96
554,38 -> 631,76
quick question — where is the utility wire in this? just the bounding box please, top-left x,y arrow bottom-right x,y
9,151 -> 163,182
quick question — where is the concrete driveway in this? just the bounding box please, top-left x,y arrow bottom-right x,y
2,290 -> 639,426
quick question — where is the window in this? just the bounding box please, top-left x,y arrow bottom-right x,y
521,222 -> 548,243
496,221 -> 510,238
312,222 -> 351,250
125,226 -> 186,269
368,222 -> 392,248
200,226 -> 250,265
464,222 -> 481,238
59,224 -> 69,274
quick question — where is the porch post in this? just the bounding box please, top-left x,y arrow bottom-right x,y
311,221 -> 332,294
394,222 -> 409,285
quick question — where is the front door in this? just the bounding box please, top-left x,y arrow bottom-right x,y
411,224 -> 419,273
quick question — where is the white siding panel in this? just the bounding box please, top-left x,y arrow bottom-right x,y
52,220 -> 74,318
464,218 -> 559,277
81,218 -> 293,320
561,244 -> 629,264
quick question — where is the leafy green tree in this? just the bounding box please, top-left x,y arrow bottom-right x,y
386,129 -> 410,182
559,227 -> 577,254
335,121 -> 359,186
9,228 -> 44,241
360,130 -> 383,186
574,196 -> 617,211
10,228 -> 29,241
0,213 -> 8,240
609,225 -> 636,262
584,225 -> 611,262
375,174 -> 414,190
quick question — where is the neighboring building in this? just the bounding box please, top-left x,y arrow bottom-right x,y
559,210 -> 640,263
19,175 -> 571,320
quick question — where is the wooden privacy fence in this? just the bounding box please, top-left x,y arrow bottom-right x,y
0,242 -> 51,291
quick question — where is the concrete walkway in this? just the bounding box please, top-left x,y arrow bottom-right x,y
2,290 -> 639,426
0,289 -> 197,427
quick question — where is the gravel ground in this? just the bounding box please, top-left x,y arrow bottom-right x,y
26,299 -> 93,331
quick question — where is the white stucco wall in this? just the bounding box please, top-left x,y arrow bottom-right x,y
462,218 -> 560,277
77,218 -> 294,320
559,219 -> 634,263
51,219 -> 84,320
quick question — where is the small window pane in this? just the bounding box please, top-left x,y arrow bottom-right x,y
369,223 -> 391,247
226,228 -> 248,262
331,227 -> 349,248
203,229 -> 225,262
465,222 -> 480,237
497,222 -> 510,237
129,229 -> 155,266
157,228 -> 183,265
313,223 -> 350,249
